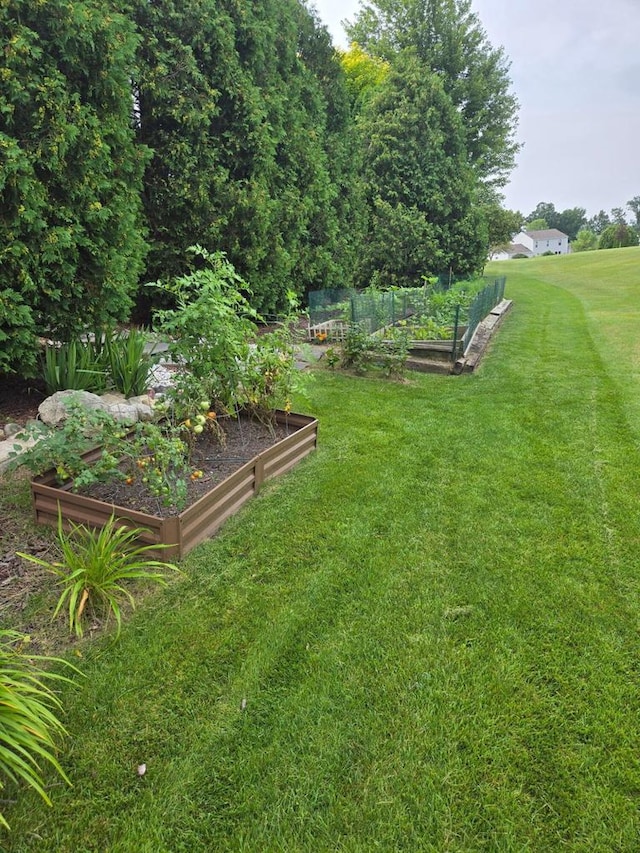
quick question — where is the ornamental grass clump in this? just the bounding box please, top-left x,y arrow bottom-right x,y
18,514 -> 181,638
0,631 -> 77,829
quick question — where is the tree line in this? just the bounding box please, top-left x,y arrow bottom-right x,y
522,200 -> 640,252
1,0 -> 520,376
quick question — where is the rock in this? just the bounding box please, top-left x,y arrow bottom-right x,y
126,395 -> 155,422
99,392 -> 127,407
3,423 -> 23,438
38,390 -> 104,426
105,403 -> 138,424
37,388 -> 155,428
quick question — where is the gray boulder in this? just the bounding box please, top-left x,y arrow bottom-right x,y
38,390 -> 104,426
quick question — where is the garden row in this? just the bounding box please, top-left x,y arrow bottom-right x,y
309,275 -> 506,351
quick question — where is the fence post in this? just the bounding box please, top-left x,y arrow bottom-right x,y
452,303 -> 460,361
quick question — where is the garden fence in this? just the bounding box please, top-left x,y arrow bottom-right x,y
307,276 -> 506,348
461,276 -> 506,355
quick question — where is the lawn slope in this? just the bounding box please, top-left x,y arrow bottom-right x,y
4,254 -> 640,851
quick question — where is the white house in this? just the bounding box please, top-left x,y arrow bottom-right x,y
515,229 -> 569,256
491,228 -> 570,260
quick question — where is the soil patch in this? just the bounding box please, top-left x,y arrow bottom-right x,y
78,416 -> 291,516
0,375 -> 47,427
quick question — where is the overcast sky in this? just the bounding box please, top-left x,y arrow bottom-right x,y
312,0 -> 640,219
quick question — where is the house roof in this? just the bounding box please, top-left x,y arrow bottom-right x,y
524,228 -> 568,240
508,243 -> 533,255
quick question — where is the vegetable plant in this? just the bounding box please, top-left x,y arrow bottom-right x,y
8,398 -> 126,484
151,246 -> 257,413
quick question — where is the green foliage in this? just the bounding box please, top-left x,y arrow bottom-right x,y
598,223 -> 639,250
18,515 -> 180,638
0,0 -> 149,375
482,203 -> 523,255
338,43 -> 390,111
588,210 -> 612,235
106,329 -> 154,398
0,631 -> 76,828
345,0 -> 520,189
626,196 -> 640,229
340,323 -> 409,378
42,340 -> 108,396
113,421 -> 191,509
130,0 -> 358,313
152,247 -> 257,412
0,289 -> 38,376
9,399 -> 127,484
9,396 -> 196,508
355,52 -> 487,287
571,229 -> 598,253
238,327 -> 307,423
155,251 -> 310,422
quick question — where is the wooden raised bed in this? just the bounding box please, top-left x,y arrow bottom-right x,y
30,411 -> 318,560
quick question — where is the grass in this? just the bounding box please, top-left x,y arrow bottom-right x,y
3,248 -> 640,850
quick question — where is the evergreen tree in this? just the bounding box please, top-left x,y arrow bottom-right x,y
0,0 -> 147,375
130,0 -> 358,313
355,51 -> 486,287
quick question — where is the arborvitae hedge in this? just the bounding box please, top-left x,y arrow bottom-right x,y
0,1 -> 148,375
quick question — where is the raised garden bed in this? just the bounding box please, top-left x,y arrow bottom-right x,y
30,411 -> 318,559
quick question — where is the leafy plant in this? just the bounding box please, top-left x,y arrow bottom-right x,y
238,326 -> 308,423
341,323 -> 376,373
324,347 -> 340,369
18,514 -> 181,638
42,340 -> 107,395
339,322 -> 410,379
151,247 -> 258,412
8,398 -> 127,484
0,631 -> 77,829
115,421 -> 191,509
106,328 -> 155,398
378,333 -> 410,379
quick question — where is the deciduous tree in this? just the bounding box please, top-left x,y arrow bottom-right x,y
571,229 -> 598,253
627,196 -> 640,229
345,0 -> 520,189
598,223 -> 639,250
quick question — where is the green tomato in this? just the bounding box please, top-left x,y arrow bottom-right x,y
193,424 -> 204,434
200,401 -> 210,410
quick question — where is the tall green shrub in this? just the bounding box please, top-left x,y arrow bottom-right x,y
354,52 -> 487,287
130,0 -> 359,314
0,0 -> 148,375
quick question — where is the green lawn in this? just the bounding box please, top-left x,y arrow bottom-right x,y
4,248 -> 640,851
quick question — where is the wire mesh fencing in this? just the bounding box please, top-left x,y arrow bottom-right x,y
307,276 -> 506,353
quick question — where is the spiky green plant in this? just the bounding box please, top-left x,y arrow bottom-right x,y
0,631 -> 77,829
18,514 -> 181,638
106,328 -> 155,398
